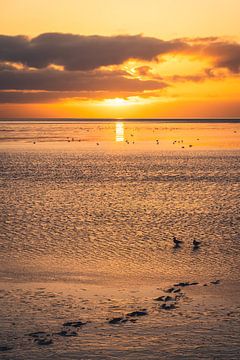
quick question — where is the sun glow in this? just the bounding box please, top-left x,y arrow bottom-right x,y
100,96 -> 152,108
103,98 -> 130,106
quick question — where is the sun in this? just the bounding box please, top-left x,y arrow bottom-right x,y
103,98 -> 130,107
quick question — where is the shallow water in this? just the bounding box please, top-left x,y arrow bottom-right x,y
0,120 -> 240,358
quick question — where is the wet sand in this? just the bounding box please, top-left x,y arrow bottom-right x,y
0,120 -> 240,359
0,279 -> 240,359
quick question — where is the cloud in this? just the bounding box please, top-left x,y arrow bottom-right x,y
203,41 -> 240,73
179,39 -> 240,73
0,90 -> 162,104
1,33 -> 239,74
0,91 -> 66,103
0,68 -> 166,92
169,74 -> 207,83
134,66 -> 153,76
0,33 -> 185,71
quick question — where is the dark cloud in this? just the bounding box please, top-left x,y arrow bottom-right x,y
0,91 -> 65,103
0,90 -> 104,103
169,68 -> 220,83
170,74 -> 207,83
1,33 -> 239,73
0,33 -> 185,71
0,89 -> 162,104
0,68 -> 166,92
204,42 -> 240,73
0,35 -> 28,58
181,40 -> 240,73
179,37 -> 219,43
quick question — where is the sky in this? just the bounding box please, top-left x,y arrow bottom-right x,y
0,0 -> 239,118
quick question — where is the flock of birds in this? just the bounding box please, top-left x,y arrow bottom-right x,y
173,236 -> 201,250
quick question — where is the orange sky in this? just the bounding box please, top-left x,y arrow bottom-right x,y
0,0 -> 239,118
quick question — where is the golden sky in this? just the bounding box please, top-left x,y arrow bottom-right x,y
0,0 -> 239,118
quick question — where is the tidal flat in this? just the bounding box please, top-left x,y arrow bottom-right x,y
0,120 -> 240,359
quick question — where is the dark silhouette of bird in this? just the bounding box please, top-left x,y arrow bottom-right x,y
193,239 -> 201,249
173,236 -> 183,248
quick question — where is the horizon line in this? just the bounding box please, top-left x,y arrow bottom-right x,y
0,117 -> 240,122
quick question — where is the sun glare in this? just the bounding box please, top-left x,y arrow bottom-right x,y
103,98 -> 130,106
101,96 -> 149,108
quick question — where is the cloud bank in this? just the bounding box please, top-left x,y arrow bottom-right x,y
0,33 -> 239,103
0,33 -> 186,70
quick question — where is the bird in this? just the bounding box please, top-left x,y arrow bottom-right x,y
193,239 -> 201,249
173,236 -> 183,248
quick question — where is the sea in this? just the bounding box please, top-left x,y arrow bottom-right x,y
0,119 -> 239,359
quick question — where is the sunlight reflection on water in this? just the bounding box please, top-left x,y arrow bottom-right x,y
115,122 -> 125,142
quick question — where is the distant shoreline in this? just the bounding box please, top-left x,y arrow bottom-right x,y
0,118 -> 240,124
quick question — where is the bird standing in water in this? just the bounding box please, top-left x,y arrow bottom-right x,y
193,239 -> 201,250
173,236 -> 183,248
